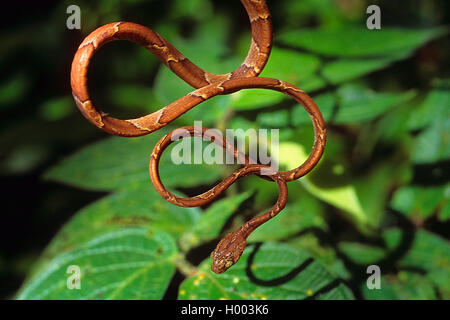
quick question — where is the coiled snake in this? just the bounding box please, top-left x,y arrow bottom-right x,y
70,0 -> 326,274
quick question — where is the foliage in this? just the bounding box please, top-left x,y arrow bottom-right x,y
1,0 -> 448,300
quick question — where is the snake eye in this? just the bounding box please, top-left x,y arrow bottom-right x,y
225,260 -> 233,268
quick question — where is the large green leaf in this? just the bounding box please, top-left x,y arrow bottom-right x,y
45,131 -> 224,191
17,228 -> 177,300
179,242 -> 353,300
279,27 -> 447,58
45,183 -> 201,258
334,84 -> 416,124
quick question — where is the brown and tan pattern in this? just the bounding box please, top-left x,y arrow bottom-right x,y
70,0 -> 326,274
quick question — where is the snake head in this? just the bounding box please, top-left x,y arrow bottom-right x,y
210,231 -> 247,274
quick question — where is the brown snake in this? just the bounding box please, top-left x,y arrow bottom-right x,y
70,0 -> 326,274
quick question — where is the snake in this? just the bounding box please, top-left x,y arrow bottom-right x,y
70,0 -> 326,274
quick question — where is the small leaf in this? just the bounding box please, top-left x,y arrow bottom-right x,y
411,113 -> 450,164
38,96 -> 74,121
407,84 -> 450,131
391,185 -> 446,220
322,58 -> 395,84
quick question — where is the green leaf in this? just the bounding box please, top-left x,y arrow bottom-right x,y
411,111 -> 450,164
338,242 -> 386,265
170,0 -> 213,20
260,48 -> 321,86
2,144 -> 48,175
153,15 -> 236,124
334,84 -> 416,124
256,110 -> 290,128
45,131 -> 224,191
391,185 -> 447,220
440,199 -> 450,222
249,195 -> 327,242
287,232 -> 351,280
154,66 -> 231,125
230,48 -> 324,110
180,191 -> 253,251
322,58 -> 395,84
38,96 -> 74,121
363,271 -> 438,300
229,89 -> 286,111
384,229 -> 450,298
0,72 -> 29,109
276,139 -> 406,232
108,85 -> 159,112
17,228 -> 177,300
45,183 -> 201,258
277,142 -> 365,227
407,84 -> 450,131
179,242 -> 353,300
279,27 -> 447,58
292,92 -> 335,127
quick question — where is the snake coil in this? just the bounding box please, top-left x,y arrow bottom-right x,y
70,0 -> 326,274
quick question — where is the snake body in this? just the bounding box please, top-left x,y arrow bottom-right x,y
70,0 -> 326,274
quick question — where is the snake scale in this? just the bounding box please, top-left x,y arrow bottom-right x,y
70,0 -> 326,274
